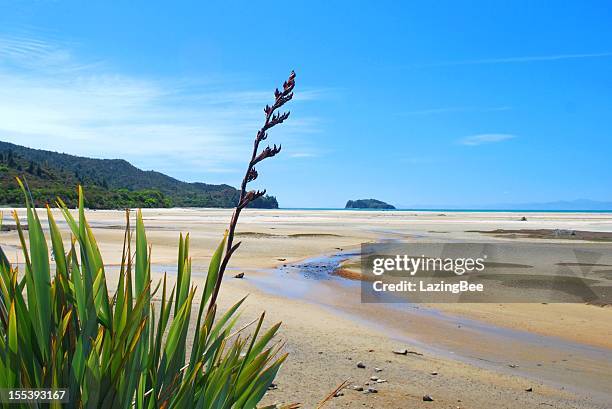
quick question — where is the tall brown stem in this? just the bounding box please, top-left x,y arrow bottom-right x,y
208,71 -> 296,311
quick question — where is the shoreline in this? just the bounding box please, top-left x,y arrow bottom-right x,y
243,249 -> 612,403
2,207 -> 612,408
4,206 -> 612,214
332,253 -> 612,350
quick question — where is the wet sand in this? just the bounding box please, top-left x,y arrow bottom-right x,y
2,208 -> 612,408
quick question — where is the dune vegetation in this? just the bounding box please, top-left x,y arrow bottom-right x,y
0,71 -> 297,408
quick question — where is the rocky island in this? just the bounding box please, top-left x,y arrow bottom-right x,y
345,199 -> 396,209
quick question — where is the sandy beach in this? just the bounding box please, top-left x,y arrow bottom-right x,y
2,208 -> 611,408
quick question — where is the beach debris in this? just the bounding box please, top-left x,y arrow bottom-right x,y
319,379 -> 351,406
267,382 -> 278,390
318,379 -> 351,407
1,224 -> 28,232
368,349 -> 375,352
430,371 -> 438,375
277,258 -> 286,261
376,379 -> 387,383
525,387 -> 533,392
552,228 -> 578,237
423,395 -> 434,402
508,364 -> 519,368
370,376 -> 379,381
357,361 -> 366,368
521,216 -> 528,221
374,367 -> 383,372
366,387 -> 378,394
233,272 -> 245,279
393,348 -> 423,356
352,385 -> 364,391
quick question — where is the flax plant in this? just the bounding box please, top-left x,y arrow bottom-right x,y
0,72 -> 297,408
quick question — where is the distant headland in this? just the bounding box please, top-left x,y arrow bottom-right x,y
345,199 -> 395,209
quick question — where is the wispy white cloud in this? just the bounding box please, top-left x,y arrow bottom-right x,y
0,34 -> 322,180
400,106 -> 511,116
289,152 -> 317,158
0,34 -> 102,73
459,133 -> 516,146
425,52 -> 612,67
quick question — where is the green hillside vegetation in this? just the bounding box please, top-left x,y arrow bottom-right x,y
0,141 -> 278,209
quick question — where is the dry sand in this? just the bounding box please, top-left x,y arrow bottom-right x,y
2,208 -> 612,408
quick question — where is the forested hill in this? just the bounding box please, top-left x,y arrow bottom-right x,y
0,140 -> 278,209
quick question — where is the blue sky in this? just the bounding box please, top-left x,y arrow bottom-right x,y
1,1 -> 611,208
